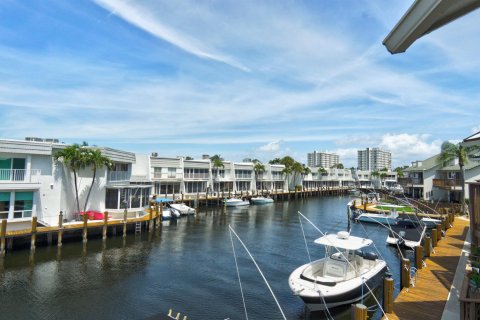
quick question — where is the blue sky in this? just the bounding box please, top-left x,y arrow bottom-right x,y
1,1 -> 479,168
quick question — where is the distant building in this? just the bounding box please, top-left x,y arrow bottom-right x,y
307,151 -> 340,168
357,148 -> 392,171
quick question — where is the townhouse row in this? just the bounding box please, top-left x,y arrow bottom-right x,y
399,131 -> 480,202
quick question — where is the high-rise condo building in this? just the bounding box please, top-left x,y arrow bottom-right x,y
357,148 -> 392,171
307,151 -> 340,168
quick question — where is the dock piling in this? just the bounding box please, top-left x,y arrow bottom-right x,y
415,245 -> 423,270
431,229 -> 438,247
424,234 -> 431,257
102,211 -> 108,240
401,258 -> 411,289
82,212 -> 88,243
123,207 -> 127,238
436,224 -> 442,242
351,303 -> 368,320
383,274 -> 394,313
30,216 -> 37,252
0,220 -> 6,257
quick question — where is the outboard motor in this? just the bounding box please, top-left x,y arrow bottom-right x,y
364,252 -> 378,261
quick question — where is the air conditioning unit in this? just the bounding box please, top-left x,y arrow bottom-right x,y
151,152 -> 158,157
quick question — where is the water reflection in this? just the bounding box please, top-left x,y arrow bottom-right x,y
0,197 -> 403,319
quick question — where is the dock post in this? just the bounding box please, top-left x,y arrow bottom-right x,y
436,224 -> 442,242
0,220 -> 6,257
424,234 -> 431,257
415,245 -> 423,270
383,273 -> 394,313
441,219 -> 446,232
58,213 -> 64,245
431,229 -> 438,247
123,207 -> 128,238
82,212 -> 88,243
155,202 -> 160,229
149,205 -> 154,232
103,211 -> 108,240
30,216 -> 37,252
351,303 -> 367,320
401,258 -> 411,289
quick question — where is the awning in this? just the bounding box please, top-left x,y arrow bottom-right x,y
383,0 -> 480,54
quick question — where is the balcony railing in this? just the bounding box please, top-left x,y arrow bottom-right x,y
153,173 -> 183,179
235,174 -> 252,179
0,169 -> 41,183
433,179 -> 463,188
108,171 -> 130,182
398,177 -> 424,186
184,173 -> 209,179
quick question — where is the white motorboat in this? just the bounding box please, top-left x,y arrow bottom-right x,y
155,198 -> 180,220
169,203 -> 196,215
225,198 -> 250,207
250,196 -> 274,204
289,231 -> 387,311
386,216 -> 440,249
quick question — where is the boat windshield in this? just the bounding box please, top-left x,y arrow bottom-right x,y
325,246 -> 354,262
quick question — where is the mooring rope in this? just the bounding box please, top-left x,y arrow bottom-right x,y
228,225 -> 287,320
363,277 -> 389,320
229,227 -> 249,320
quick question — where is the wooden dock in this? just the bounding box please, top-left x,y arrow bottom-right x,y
383,216 -> 469,319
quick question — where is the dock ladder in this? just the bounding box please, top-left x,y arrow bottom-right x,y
135,212 -> 142,233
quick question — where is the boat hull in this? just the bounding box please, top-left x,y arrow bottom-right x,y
356,214 -> 397,225
250,198 -> 274,204
225,201 -> 250,207
289,260 -> 387,311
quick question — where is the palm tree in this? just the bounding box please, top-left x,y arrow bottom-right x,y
253,161 -> 266,190
54,144 -> 87,215
83,149 -> 112,212
438,141 -> 480,214
210,154 -> 224,192
394,167 -> 405,178
184,156 -> 193,160
268,158 -> 282,165
371,170 -> 380,179
336,163 -> 344,169
318,167 -> 327,176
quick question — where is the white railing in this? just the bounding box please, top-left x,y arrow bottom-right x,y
0,169 -> 41,183
235,174 -> 252,179
154,173 -> 183,179
108,171 -> 130,182
184,173 -> 209,179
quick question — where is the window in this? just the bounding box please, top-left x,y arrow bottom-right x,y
14,192 -> 33,218
105,189 -> 119,209
0,192 -> 9,219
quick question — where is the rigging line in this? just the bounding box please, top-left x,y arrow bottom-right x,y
229,227 -> 249,320
358,214 -> 404,260
357,221 -> 390,271
363,278 -> 389,320
298,215 -> 312,263
228,225 -> 287,320
318,289 -> 334,320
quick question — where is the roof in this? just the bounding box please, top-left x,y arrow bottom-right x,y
438,161 -> 480,171
404,154 -> 441,172
464,131 -> 480,142
383,0 -> 480,54
314,232 -> 372,250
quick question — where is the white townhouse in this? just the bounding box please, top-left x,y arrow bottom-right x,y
303,167 -> 356,190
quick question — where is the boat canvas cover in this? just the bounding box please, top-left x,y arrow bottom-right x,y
155,198 -> 173,203
314,234 -> 372,250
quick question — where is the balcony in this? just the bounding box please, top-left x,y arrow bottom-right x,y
398,177 -> 424,186
433,179 -> 462,189
235,174 -> 252,179
0,169 -> 41,183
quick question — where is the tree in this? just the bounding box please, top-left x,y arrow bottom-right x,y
184,156 -> 193,160
268,158 -> 282,165
438,141 -> 480,214
371,170 -> 380,179
336,163 -> 344,169
318,167 -> 328,176
53,144 -> 88,215
394,167 -> 405,178
210,154 -> 224,192
380,172 -> 388,180
83,149 -> 112,212
253,161 -> 266,190
380,167 -> 388,172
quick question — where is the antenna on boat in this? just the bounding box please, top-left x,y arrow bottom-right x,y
228,225 -> 287,320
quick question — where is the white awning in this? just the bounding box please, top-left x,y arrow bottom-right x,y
383,0 -> 480,54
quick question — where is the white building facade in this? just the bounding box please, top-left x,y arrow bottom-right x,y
307,151 -> 340,168
357,148 -> 392,171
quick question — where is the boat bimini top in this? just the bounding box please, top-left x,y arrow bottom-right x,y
314,231 -> 373,251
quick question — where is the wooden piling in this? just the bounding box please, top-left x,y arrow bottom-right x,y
415,245 -> 423,270
82,212 -> 88,243
436,224 -> 442,242
149,205 -> 154,231
351,303 -> 368,320
58,211 -> 63,247
123,208 -> 128,238
431,228 -> 438,247
103,211 -> 108,240
0,220 -> 6,256
383,275 -> 394,313
155,202 -> 160,228
30,216 -> 37,251
424,234 -> 431,257
401,258 -> 411,289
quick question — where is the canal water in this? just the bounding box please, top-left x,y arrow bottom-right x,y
0,196 -> 407,319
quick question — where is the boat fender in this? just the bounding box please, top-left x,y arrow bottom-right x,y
364,252 -> 378,261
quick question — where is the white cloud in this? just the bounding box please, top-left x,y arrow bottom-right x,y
258,141 -> 282,152
379,133 -> 442,165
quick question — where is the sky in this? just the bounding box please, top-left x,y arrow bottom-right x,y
1,1 -> 479,168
